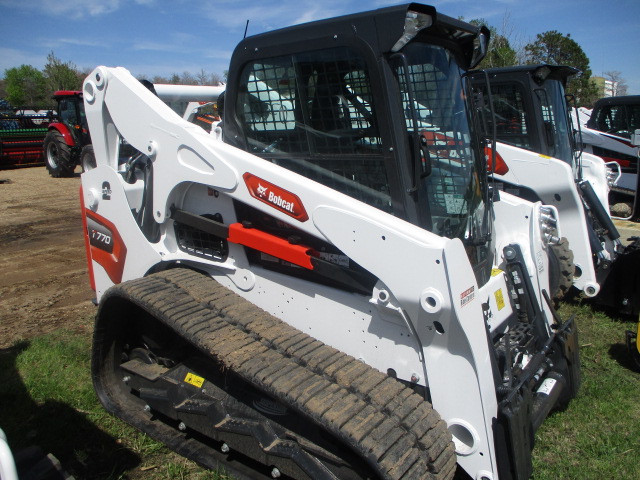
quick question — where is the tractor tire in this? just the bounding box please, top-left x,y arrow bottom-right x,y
44,130 -> 75,178
80,145 -> 96,172
548,237 -> 575,307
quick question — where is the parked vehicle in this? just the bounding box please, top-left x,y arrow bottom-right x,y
581,95 -> 640,219
472,65 -> 640,311
472,65 -> 640,366
43,91 -> 92,177
81,5 -> 580,479
0,102 -> 52,169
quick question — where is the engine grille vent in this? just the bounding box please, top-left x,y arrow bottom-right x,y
174,214 -> 228,261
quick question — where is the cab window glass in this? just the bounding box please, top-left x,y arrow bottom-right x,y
237,47 -> 391,212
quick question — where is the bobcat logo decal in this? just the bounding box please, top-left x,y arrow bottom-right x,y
243,173 -> 308,222
256,184 -> 268,197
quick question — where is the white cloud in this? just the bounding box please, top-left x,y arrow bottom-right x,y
35,37 -> 105,50
0,0 -> 154,19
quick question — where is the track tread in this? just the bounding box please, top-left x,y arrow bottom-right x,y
102,269 -> 455,480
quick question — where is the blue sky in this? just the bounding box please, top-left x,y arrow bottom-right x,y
1,0 -> 639,94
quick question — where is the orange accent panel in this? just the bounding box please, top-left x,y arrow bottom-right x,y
485,146 -> 509,175
228,223 -> 315,270
85,209 -> 127,284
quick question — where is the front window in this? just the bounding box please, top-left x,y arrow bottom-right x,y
393,43 -> 489,244
59,99 -> 79,126
237,48 -> 391,213
534,81 -> 572,164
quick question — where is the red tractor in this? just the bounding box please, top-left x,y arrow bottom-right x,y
43,90 -> 94,177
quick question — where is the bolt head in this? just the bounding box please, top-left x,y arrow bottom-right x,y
504,247 -> 516,260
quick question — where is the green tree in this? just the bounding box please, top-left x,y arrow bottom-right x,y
3,65 -> 47,105
469,19 -> 517,69
43,51 -> 82,94
524,31 -> 599,106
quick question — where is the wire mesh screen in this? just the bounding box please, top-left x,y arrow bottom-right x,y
237,48 -> 391,213
534,84 -> 573,163
483,84 -> 531,150
394,45 -> 481,239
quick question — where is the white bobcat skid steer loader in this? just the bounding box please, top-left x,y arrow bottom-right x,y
81,4 -> 579,480
471,65 -> 640,317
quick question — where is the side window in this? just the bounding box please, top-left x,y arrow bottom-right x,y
595,105 -> 613,132
629,104 -> 640,135
596,105 -> 627,135
486,84 -> 530,149
535,88 -> 562,159
239,59 -> 299,149
608,105 -> 627,135
237,48 -> 391,212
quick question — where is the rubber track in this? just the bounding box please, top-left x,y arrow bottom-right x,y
549,236 -> 575,305
106,268 -> 456,480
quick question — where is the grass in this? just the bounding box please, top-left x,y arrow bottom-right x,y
532,301 -> 640,479
0,327 -> 225,480
0,303 -> 638,479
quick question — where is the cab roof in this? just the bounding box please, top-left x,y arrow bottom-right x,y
52,91 -> 82,99
233,3 -> 487,70
592,95 -> 640,108
481,64 -> 580,86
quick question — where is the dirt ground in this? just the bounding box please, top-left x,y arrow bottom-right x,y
0,167 -> 95,349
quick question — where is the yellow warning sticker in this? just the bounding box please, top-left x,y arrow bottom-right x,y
184,372 -> 205,388
494,289 -> 505,311
491,268 -> 503,277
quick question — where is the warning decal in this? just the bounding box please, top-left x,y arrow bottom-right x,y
184,372 -> 205,388
460,286 -> 475,307
494,289 -> 505,311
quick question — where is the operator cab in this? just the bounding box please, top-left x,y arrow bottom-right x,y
471,65 -> 579,167
223,4 -> 493,285
52,90 -> 91,147
588,95 -> 640,140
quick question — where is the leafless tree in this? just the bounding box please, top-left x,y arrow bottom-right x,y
195,68 -> 209,85
603,71 -> 628,96
498,11 -> 528,65
179,71 -> 198,85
